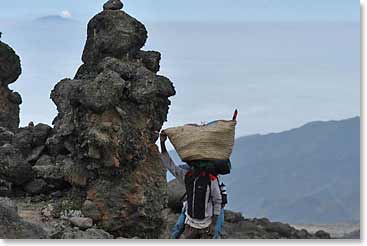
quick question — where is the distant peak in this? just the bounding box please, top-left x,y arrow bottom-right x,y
34,15 -> 76,23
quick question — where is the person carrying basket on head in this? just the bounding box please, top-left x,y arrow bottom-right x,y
160,110 -> 238,239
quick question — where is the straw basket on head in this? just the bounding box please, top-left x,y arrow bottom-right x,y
163,120 -> 236,162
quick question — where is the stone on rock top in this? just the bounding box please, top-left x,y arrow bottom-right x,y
82,10 -> 147,65
103,0 -> 123,10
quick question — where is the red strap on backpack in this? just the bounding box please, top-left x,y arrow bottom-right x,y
209,174 -> 217,181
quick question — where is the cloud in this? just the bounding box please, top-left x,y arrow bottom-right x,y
60,10 -> 72,18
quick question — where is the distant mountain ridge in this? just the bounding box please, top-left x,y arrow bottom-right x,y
34,15 -> 77,24
169,117 -> 360,224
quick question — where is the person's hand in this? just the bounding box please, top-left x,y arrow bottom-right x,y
160,131 -> 167,143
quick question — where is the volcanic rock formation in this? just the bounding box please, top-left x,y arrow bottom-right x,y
47,0 -> 175,238
0,40 -> 22,131
0,0 -> 334,240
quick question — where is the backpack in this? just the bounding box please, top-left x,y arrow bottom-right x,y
184,171 -> 212,220
184,170 -> 228,220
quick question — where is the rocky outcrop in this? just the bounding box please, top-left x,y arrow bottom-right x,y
0,40 -> 22,131
46,0 -> 175,238
165,179 -> 331,239
0,197 -> 48,239
167,179 -> 186,213
0,0 -> 335,240
61,228 -> 113,239
0,144 -> 33,186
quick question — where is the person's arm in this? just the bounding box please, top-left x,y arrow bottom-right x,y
208,178 -> 222,236
211,178 -> 222,216
159,131 -> 187,184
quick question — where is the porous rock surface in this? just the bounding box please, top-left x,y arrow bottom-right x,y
0,40 -> 22,131
47,0 -> 175,238
0,197 -> 48,239
0,0 -> 175,239
0,0 -> 333,240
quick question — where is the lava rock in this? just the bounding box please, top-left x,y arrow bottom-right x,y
295,229 -> 309,239
82,10 -> 148,65
0,178 -> 12,196
0,41 -> 22,131
62,228 -> 113,239
315,230 -> 331,239
167,178 -> 185,213
23,178 -> 48,195
0,87 -> 21,132
0,197 -> 48,239
71,70 -> 128,113
14,123 -> 52,159
13,126 -> 34,156
82,200 -> 102,221
262,221 -> 293,238
35,154 -> 53,166
0,41 -> 21,86
224,210 -> 244,223
33,123 -> 52,146
164,209 -> 330,239
26,145 -> 45,163
136,50 -> 161,73
0,144 -> 33,185
32,155 -> 69,190
48,1 -> 175,238
41,204 -> 56,218
0,197 -> 17,213
103,0 -> 123,10
69,217 -> 94,230
0,126 -> 14,146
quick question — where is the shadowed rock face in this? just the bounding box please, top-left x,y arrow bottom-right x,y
0,41 -> 22,131
0,42 -> 21,86
48,0 -> 175,238
0,197 -> 48,239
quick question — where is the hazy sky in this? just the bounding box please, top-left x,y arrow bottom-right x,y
0,1 -> 360,139
0,0 -> 360,22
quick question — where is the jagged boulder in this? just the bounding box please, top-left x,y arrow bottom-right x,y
0,197 -> 48,239
0,144 -> 33,185
0,41 -> 22,131
14,123 -> 52,160
82,2 -> 147,65
0,179 -> 12,196
0,41 -> 21,86
61,228 -> 113,239
32,155 -> 69,191
0,84 -> 22,132
0,127 -> 14,146
23,179 -> 48,195
47,0 -> 175,238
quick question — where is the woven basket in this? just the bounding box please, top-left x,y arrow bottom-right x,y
164,120 -> 236,161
